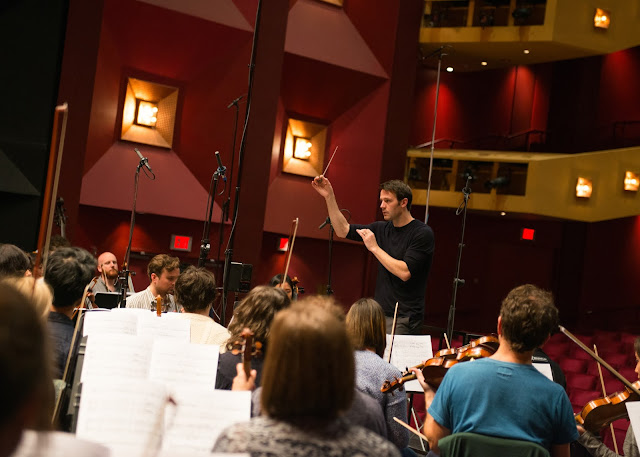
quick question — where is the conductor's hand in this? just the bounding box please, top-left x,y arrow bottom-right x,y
232,363 -> 257,391
311,175 -> 334,199
410,366 -> 436,408
356,228 -> 379,253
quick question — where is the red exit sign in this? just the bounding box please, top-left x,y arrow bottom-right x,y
170,235 -> 192,252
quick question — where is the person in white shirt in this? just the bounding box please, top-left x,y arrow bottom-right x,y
126,254 -> 180,312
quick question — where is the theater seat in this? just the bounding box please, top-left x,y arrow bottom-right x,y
438,432 -> 550,457
560,358 -> 588,374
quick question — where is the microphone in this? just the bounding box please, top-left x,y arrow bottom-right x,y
227,95 -> 245,109
214,151 -> 227,181
134,148 -> 152,173
318,217 -> 331,230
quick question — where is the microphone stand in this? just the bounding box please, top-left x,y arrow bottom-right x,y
220,0 -> 263,325
216,95 -> 243,274
119,154 -> 155,307
319,217 -> 334,295
446,176 -> 471,344
198,157 -> 226,268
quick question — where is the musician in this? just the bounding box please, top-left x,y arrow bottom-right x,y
44,247 -> 96,379
3,276 -> 52,323
414,284 -> 578,456
576,337 -> 640,457
91,251 -> 119,293
215,286 -> 290,390
0,281 -> 53,457
345,297 -> 409,450
268,273 -> 294,300
213,300 -> 400,456
172,266 -> 229,346
312,177 -> 434,335
0,243 -> 32,278
126,254 -> 180,312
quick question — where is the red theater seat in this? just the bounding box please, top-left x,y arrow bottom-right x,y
566,373 -> 597,391
561,358 -> 588,374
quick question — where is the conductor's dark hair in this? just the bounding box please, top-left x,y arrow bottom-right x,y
380,180 -> 413,211
45,247 -> 96,308
0,244 -> 32,278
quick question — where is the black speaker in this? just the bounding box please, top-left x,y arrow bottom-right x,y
227,262 -> 252,293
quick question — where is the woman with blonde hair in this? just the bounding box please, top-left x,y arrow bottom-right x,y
214,301 -> 399,456
215,286 -> 290,390
346,297 -> 409,451
2,276 -> 52,322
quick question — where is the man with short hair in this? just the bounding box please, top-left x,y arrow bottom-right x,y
91,251 -> 119,293
415,284 -> 578,457
0,243 -> 32,278
126,254 -> 181,312
312,177 -> 434,334
45,247 -> 97,379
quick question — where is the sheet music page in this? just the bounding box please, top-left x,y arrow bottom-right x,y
162,388 -> 251,453
76,378 -> 169,457
81,334 -> 153,382
148,340 -> 220,388
83,311 -> 138,337
627,401 -> 640,446
383,334 -> 433,393
532,362 -> 554,381
137,314 -> 190,342
11,430 -> 110,457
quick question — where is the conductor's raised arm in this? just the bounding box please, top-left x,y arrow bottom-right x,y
312,176 -> 350,238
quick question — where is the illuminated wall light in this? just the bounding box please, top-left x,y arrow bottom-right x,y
624,171 -> 639,192
576,177 -> 593,198
293,136 -> 312,160
446,67 -> 454,72
523,49 -> 530,54
135,100 -> 159,127
481,61 -> 488,66
594,8 -> 611,29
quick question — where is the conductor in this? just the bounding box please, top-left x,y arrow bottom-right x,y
312,177 -> 434,335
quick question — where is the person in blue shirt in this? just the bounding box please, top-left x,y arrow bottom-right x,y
413,284 -> 579,457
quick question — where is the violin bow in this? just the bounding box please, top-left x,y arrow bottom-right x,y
387,302 -> 399,363
560,326 -> 640,397
594,344 -> 619,455
394,417 -> 429,443
281,218 -> 299,286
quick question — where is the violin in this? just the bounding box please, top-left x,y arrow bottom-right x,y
575,380 -> 640,434
230,328 -> 263,364
433,334 -> 499,359
381,336 -> 499,394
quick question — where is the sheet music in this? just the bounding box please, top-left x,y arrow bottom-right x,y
162,388 -> 251,452
532,362 -> 554,381
383,334 -> 433,393
137,314 -> 190,342
627,401 -> 640,446
82,334 -> 153,381
10,430 -> 109,457
76,378 -> 169,457
149,340 -> 219,388
83,311 -> 138,337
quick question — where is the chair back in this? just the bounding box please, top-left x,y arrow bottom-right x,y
438,432 -> 550,457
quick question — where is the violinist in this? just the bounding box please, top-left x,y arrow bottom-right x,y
91,252 -> 119,293
576,337 -> 640,457
126,254 -> 180,312
44,247 -> 96,379
312,177 -> 434,335
346,298 -> 409,451
414,284 -> 578,456
268,273 -> 295,300
215,286 -> 290,390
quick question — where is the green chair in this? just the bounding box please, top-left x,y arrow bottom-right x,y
438,432 -> 551,457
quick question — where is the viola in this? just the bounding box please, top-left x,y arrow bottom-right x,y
381,338 -> 498,394
575,380 -> 640,434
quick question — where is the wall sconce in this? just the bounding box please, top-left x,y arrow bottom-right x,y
594,8 -> 611,29
293,136 -> 312,160
624,171 -> 639,192
576,177 -> 593,198
135,100 -> 158,127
